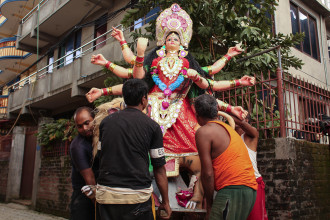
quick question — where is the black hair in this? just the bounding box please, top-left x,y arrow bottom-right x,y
194,94 -> 218,119
122,79 -> 149,106
74,106 -> 95,120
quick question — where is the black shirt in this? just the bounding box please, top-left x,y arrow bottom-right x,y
70,134 -> 99,190
98,107 -> 166,190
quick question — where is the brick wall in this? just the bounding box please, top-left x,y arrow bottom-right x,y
0,159 -> 9,202
34,138 -> 330,219
35,155 -> 72,218
258,138 -> 330,219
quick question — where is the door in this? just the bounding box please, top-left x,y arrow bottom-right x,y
20,127 -> 37,199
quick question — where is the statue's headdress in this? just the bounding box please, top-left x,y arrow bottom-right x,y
156,3 -> 193,48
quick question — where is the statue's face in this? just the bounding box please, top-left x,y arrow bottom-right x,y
165,33 -> 180,51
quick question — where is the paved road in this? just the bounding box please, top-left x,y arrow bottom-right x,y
0,203 -> 67,220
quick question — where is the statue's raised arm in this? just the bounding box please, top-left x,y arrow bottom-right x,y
201,43 -> 244,76
111,26 -> 136,65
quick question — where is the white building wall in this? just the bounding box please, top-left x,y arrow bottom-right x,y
275,0 -> 330,89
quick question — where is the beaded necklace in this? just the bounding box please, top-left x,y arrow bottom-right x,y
151,61 -> 187,110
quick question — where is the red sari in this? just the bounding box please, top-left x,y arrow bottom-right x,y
148,57 -> 198,156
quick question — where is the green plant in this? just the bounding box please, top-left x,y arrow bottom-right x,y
37,118 -> 77,147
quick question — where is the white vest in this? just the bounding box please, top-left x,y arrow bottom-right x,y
241,134 -> 261,179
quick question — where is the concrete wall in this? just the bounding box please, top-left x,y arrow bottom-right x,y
275,0 -> 330,89
6,126 -> 26,201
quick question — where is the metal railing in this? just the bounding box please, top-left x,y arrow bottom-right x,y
8,11 -> 159,91
217,67 -> 330,144
21,0 -> 49,24
0,95 -> 8,115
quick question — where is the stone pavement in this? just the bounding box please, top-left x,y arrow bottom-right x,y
0,203 -> 67,220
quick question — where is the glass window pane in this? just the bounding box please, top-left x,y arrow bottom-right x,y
58,45 -> 65,69
290,4 -> 301,50
48,55 -> 54,73
95,24 -> 107,50
65,35 -> 74,65
299,11 -> 311,55
309,18 -> 318,60
75,30 -> 82,58
134,18 -> 143,30
145,7 -> 160,24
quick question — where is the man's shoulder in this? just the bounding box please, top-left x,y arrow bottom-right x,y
197,122 -> 229,138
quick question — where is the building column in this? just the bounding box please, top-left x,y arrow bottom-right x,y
6,126 -> 26,201
31,117 -> 53,208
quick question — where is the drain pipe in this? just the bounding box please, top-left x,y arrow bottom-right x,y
320,15 -> 329,88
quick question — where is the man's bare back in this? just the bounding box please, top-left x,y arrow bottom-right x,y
196,120 -> 230,160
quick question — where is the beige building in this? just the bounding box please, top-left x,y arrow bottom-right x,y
275,0 -> 330,88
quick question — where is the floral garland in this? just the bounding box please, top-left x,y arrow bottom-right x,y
151,65 -> 187,109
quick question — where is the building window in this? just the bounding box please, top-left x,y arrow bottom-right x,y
94,14 -> 107,50
48,52 -> 54,73
131,7 -> 160,31
290,2 -> 320,61
57,30 -> 82,69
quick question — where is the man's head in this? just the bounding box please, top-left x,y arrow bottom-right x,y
194,94 -> 218,126
122,79 -> 149,110
74,107 -> 95,137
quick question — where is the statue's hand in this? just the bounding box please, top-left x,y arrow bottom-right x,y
227,43 -> 244,57
187,69 -> 198,80
111,26 -> 125,42
231,106 -> 248,120
136,37 -> 148,56
86,88 -> 102,103
91,54 -> 107,66
240,75 -> 256,86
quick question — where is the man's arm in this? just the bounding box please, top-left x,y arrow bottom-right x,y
232,115 -> 259,151
195,127 -> 214,219
232,116 -> 259,139
154,165 -> 171,219
149,125 -> 171,219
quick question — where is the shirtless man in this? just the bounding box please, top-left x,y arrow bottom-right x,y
194,94 -> 257,220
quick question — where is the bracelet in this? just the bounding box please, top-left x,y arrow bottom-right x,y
135,56 -> 144,67
235,79 -> 241,86
207,66 -> 212,75
120,40 -> 127,46
220,57 -> 229,65
121,43 -> 129,50
225,104 -> 232,113
192,74 -> 201,83
219,102 -> 228,111
105,61 -> 111,69
207,79 -> 214,90
130,56 -> 136,65
135,56 -> 144,63
109,63 -> 117,72
229,80 -> 235,88
102,87 -> 113,96
224,54 -> 232,61
128,68 -> 133,78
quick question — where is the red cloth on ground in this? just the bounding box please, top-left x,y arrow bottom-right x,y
247,176 -> 268,220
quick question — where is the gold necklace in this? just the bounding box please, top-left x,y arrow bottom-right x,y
159,57 -> 183,80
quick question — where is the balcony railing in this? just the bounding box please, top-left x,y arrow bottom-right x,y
8,11 -> 159,91
21,0 -> 48,24
0,95 -> 8,115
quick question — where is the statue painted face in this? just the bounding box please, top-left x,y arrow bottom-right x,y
165,32 -> 181,51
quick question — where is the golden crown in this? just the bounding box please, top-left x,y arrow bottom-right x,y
156,3 -> 193,48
